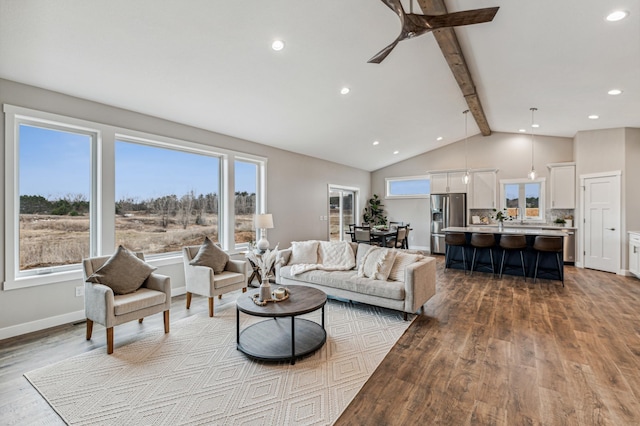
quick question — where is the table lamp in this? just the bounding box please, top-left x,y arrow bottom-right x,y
255,213 -> 274,251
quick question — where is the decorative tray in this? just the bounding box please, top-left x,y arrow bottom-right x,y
250,287 -> 290,306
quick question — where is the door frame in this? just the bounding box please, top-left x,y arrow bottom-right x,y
579,170 -> 622,273
327,184 -> 360,241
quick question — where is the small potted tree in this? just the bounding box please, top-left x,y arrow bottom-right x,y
363,194 -> 387,227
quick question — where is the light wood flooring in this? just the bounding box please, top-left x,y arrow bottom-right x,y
2,259 -> 640,425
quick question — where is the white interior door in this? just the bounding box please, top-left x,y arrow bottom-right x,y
582,173 -> 621,273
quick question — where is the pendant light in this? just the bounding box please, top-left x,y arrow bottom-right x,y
462,109 -> 470,184
528,107 -> 538,180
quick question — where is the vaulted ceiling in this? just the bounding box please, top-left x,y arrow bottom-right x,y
1,0 -> 638,171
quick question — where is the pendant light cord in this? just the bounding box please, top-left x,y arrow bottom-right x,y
529,107 -> 537,179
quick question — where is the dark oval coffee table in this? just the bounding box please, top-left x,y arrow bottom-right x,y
236,285 -> 327,365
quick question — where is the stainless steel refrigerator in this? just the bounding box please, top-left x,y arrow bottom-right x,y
430,193 -> 467,254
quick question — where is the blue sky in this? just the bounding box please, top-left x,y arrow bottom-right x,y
19,125 -> 257,200
389,179 -> 430,195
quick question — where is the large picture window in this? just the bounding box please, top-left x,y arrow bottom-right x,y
18,123 -> 94,272
115,140 -> 221,254
4,105 -> 267,289
234,160 -> 258,245
500,178 -> 545,221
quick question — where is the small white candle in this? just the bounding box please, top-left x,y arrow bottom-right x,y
274,288 -> 285,299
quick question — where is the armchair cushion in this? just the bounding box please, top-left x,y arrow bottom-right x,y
86,245 -> 156,295
113,287 -> 167,316
189,236 -> 229,274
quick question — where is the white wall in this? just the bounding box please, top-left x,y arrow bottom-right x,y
370,131 -> 574,249
0,79 -> 370,337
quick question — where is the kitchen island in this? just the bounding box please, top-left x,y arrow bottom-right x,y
441,226 -> 566,281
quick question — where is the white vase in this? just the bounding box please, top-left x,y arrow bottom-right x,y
259,279 -> 271,302
498,221 -> 504,232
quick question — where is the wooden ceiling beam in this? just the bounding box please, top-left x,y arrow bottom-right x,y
418,0 -> 492,136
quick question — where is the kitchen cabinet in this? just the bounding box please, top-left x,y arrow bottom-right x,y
548,163 -> 575,209
470,170 -> 497,209
430,171 -> 467,193
630,232 -> 640,278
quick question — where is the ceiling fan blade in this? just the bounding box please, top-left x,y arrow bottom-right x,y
379,0 -> 405,18
368,39 -> 401,64
418,7 -> 499,29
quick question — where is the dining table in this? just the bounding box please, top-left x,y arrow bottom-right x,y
345,227 -> 404,247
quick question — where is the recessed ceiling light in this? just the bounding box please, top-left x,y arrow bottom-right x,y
606,10 -> 629,21
372,140 -> 379,146
588,114 -> 599,119
271,40 -> 285,51
531,124 -> 540,128
340,87 -> 350,95
393,150 -> 399,155
608,89 -> 623,95
518,129 -> 527,133
436,136 -> 443,141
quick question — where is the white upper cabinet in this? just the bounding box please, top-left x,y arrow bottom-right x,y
548,162 -> 576,209
430,171 -> 467,193
470,170 -> 497,209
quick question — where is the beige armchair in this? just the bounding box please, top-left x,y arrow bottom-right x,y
182,246 -> 247,317
82,252 -> 171,354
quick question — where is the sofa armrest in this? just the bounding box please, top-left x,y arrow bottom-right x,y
84,281 -> 115,326
403,257 -> 436,314
276,249 -> 292,281
144,273 -> 171,306
225,259 -> 247,275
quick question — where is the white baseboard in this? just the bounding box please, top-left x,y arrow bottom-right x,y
0,287 -> 189,341
0,309 -> 86,341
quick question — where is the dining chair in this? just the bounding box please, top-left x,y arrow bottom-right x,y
354,226 -> 375,244
386,225 -> 408,249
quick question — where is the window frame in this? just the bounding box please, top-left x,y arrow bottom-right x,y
385,175 -> 431,199
499,177 -> 546,222
233,156 -> 266,250
3,104 -> 267,290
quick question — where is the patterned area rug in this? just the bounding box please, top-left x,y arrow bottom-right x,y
25,300 -> 412,425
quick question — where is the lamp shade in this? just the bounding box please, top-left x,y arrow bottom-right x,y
255,214 -> 274,229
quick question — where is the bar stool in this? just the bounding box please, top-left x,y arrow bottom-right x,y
499,234 -> 527,281
533,236 -> 564,286
445,232 -> 467,273
470,233 -> 496,277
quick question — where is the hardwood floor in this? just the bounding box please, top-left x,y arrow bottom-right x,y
2,259 -> 640,425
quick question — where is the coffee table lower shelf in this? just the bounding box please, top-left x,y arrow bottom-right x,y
237,317 -> 326,364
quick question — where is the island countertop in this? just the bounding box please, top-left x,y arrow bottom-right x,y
442,226 -> 567,237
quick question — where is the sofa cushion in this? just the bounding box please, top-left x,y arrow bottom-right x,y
356,243 -> 375,267
87,245 -> 156,295
113,288 -> 167,316
279,266 -> 404,300
189,236 -> 229,274
318,241 -> 355,267
290,241 -> 319,264
388,252 -> 424,282
358,247 -> 398,280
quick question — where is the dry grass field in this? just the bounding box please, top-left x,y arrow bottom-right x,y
19,213 -> 256,271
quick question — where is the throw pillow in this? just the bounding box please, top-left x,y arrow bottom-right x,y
388,252 -> 424,282
189,236 -> 229,274
356,243 -> 375,267
289,241 -> 319,265
87,245 -> 156,295
318,241 -> 355,268
358,247 -> 398,280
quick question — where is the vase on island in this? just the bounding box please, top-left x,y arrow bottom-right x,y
498,221 -> 504,232
259,278 -> 271,302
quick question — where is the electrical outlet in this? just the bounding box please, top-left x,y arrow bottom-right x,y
319,215 -> 323,221
75,286 -> 84,297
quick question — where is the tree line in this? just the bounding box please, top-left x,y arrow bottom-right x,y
20,191 -> 256,229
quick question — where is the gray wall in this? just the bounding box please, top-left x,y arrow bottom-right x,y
371,131 -> 574,249
574,127 -> 640,270
0,79 -> 370,335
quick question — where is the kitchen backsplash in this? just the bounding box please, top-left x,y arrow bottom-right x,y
469,208 -> 575,226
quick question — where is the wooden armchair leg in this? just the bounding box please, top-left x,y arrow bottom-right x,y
242,287 -> 247,293
186,292 -> 192,309
218,294 -> 222,299
164,310 -> 170,333
106,327 -> 114,354
86,319 -> 93,340
138,318 -> 144,323
208,298 -> 214,317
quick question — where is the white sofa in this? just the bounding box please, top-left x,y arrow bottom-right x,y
276,241 -> 436,320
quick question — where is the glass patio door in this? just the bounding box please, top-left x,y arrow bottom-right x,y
328,186 -> 357,241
